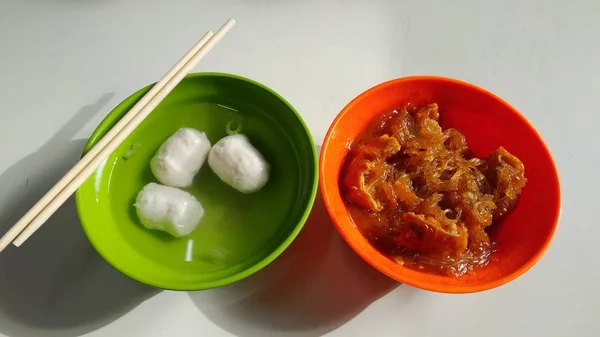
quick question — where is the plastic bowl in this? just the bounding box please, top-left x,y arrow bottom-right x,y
76,73 -> 318,290
320,76 -> 561,293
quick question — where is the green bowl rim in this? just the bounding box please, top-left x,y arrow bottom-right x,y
75,72 -> 319,291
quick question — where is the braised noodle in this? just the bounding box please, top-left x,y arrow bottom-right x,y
342,103 -> 527,276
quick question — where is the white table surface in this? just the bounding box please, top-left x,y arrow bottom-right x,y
0,0 -> 597,336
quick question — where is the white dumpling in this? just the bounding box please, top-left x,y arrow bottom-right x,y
208,134 -> 270,194
151,128 -> 211,188
135,183 -> 204,237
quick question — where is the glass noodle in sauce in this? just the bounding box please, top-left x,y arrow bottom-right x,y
341,103 -> 527,276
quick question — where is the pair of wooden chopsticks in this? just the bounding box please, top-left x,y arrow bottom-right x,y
0,18 -> 236,253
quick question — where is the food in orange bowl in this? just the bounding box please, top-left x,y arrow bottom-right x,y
319,76 -> 561,293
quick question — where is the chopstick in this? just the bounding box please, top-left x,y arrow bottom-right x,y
0,18 -> 236,252
0,31 -> 217,253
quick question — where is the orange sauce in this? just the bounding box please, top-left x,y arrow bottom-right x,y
341,104 -> 527,276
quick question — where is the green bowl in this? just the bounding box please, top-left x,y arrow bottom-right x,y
75,73 -> 318,290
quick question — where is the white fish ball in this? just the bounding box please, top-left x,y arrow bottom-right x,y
135,183 -> 204,237
151,128 -> 211,188
208,134 -> 270,194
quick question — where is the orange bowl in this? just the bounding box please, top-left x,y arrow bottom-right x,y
320,76 -> 561,293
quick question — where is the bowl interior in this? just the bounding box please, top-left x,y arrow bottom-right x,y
320,76 -> 561,293
76,73 -> 317,290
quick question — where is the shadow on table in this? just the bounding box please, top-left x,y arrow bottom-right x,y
0,94 -> 159,337
190,179 -> 399,337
